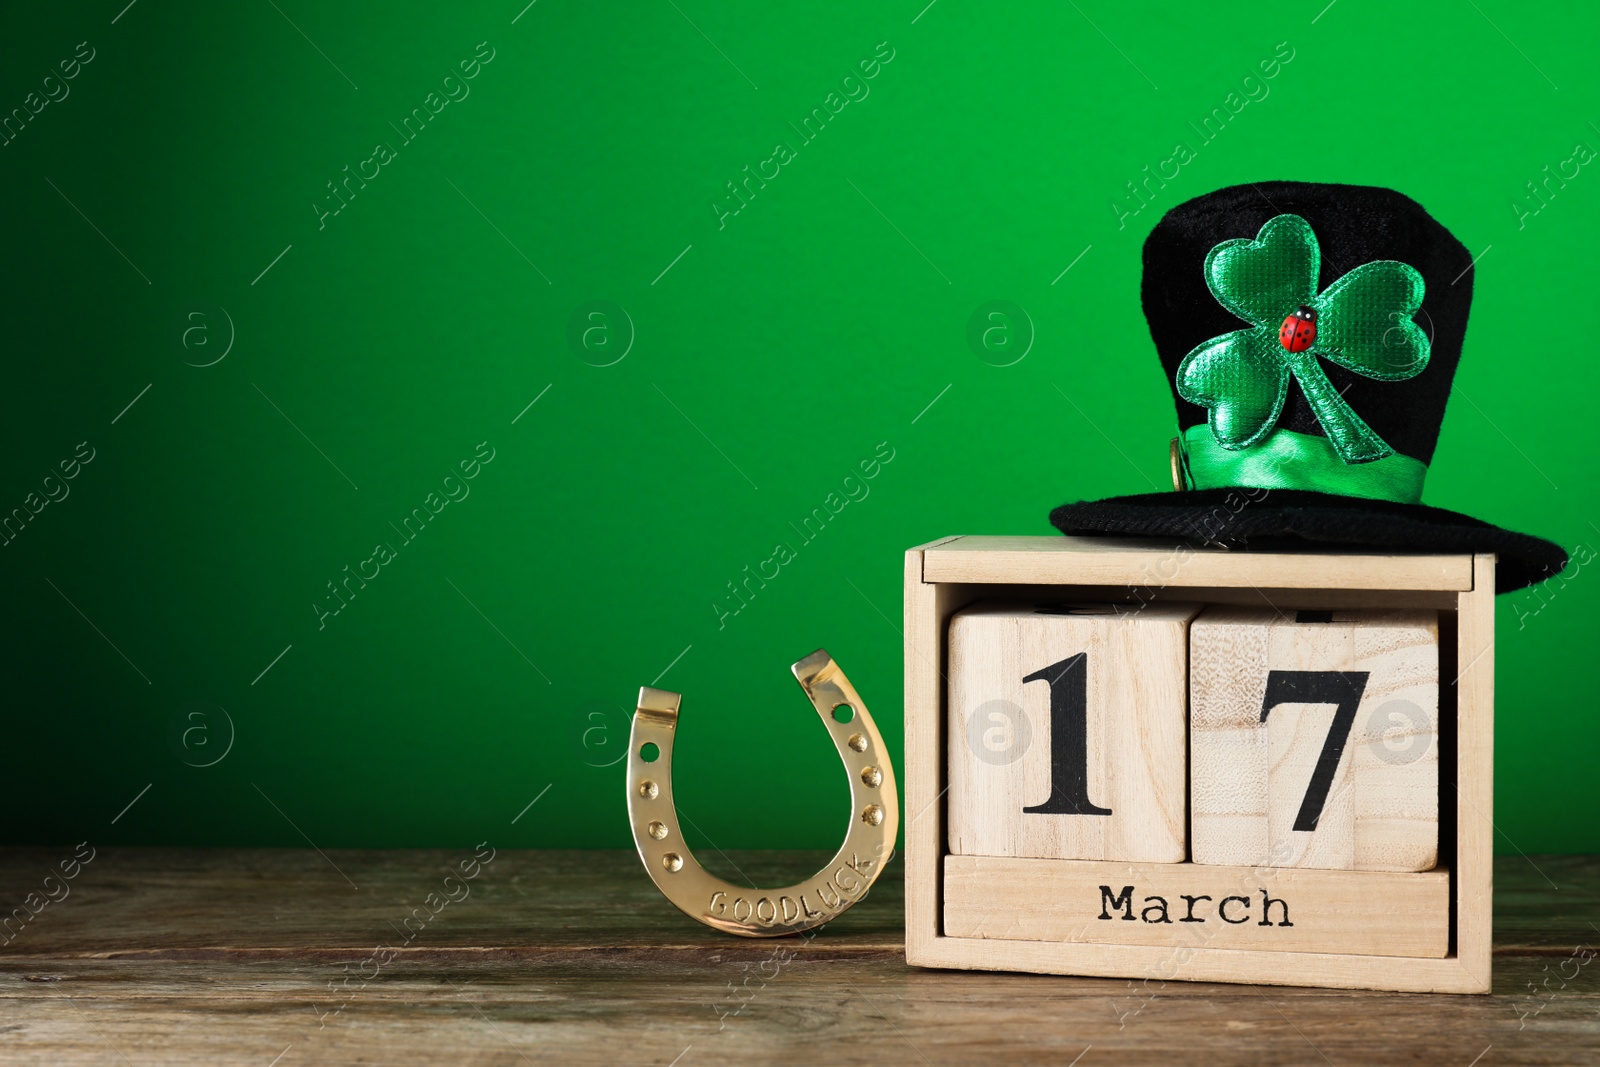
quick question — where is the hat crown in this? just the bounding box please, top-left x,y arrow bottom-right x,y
1142,182 -> 1474,467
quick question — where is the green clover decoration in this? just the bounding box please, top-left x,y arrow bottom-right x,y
1175,213 -> 1429,464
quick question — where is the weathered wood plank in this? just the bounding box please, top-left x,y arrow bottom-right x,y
0,955 -> 1595,1066
0,848 -> 902,956
0,849 -> 1595,1065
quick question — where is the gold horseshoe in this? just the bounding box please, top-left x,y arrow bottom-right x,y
626,649 -> 899,937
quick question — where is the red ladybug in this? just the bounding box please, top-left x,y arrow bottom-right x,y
1279,305 -> 1317,353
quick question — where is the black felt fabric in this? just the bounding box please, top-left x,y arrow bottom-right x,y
1050,490 -> 1567,595
1143,181 -> 1471,465
1050,181 -> 1568,593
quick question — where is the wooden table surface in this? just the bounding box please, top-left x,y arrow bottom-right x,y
1,848 -> 1596,1065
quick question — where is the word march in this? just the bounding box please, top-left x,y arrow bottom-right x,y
1098,884 -> 1293,927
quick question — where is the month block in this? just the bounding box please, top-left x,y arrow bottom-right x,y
1189,607 -> 1439,872
944,855 -> 1451,958
947,601 -> 1198,863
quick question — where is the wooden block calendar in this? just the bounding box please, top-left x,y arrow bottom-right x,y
904,536 -> 1495,994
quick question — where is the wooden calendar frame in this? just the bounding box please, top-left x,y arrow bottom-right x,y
903,535 -> 1495,994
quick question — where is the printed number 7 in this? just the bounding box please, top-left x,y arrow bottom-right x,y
1260,670 -> 1370,832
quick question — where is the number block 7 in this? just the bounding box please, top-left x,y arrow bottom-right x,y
1190,607 -> 1439,872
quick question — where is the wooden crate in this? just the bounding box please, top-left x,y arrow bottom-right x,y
903,535 -> 1494,994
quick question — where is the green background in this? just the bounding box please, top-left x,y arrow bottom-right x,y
2,1 -> 1594,853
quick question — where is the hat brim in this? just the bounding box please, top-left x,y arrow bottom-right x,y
1049,489 -> 1567,594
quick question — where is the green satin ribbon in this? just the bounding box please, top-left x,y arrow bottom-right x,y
1179,425 -> 1427,504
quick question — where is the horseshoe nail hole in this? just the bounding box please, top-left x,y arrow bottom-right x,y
861,804 -> 884,826
638,780 -> 659,800
639,742 -> 660,763
662,852 -> 684,873
647,820 -> 668,841
847,733 -> 868,752
832,704 -> 855,724
861,766 -> 882,788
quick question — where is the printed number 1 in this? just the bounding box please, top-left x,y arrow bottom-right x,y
1259,670 -> 1370,831
1022,653 -> 1112,817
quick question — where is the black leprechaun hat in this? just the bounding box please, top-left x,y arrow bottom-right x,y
1049,181 -> 1567,593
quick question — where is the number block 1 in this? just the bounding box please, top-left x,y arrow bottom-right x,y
1189,607 -> 1440,872
947,601 -> 1198,863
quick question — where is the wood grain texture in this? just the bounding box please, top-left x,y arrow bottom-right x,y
1456,555 -> 1498,991
921,535 -> 1476,591
0,849 -> 1595,1065
902,545 -> 951,971
1189,606 -> 1440,872
945,855 -> 1450,957
946,601 -> 1196,862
